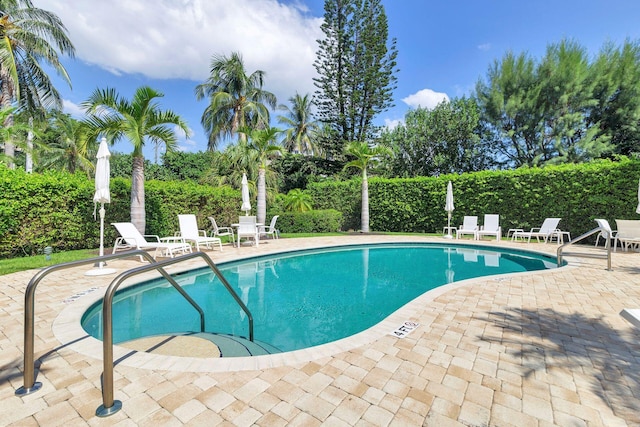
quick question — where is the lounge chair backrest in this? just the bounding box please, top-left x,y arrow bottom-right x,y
539,218 -> 561,234
615,219 -> 640,239
112,222 -> 147,246
178,214 -> 201,240
483,214 -> 499,231
462,216 -> 478,230
595,218 -> 613,237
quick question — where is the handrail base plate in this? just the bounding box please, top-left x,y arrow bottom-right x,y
15,382 -> 42,396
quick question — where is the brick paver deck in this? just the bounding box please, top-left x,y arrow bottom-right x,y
1,235 -> 639,426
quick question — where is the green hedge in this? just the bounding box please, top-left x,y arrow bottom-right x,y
2,158 -> 639,258
308,158 -> 640,239
275,210 -> 343,233
0,167 -> 242,258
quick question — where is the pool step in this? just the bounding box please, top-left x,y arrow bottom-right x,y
119,332 -> 281,358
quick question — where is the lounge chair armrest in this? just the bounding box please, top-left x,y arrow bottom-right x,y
530,227 -> 541,232
160,236 -> 186,244
144,234 -> 161,242
199,229 -> 208,237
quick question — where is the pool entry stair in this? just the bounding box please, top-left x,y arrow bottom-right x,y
120,332 -> 281,357
16,250 -> 257,418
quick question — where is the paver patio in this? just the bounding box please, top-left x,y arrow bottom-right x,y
1,235 -> 639,426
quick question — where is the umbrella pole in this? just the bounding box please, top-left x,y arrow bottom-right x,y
99,204 -> 105,267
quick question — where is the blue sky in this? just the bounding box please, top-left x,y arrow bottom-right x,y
38,0 -> 640,161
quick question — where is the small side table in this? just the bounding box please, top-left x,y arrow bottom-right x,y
508,228 -> 524,241
442,226 -> 457,238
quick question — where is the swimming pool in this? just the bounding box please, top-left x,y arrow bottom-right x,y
81,243 -> 558,355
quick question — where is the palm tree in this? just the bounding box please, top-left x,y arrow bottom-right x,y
0,0 -> 75,167
343,141 -> 391,233
81,86 -> 189,233
283,189 -> 313,212
37,111 -> 94,175
277,93 -> 318,155
194,52 -> 277,150
241,126 -> 282,225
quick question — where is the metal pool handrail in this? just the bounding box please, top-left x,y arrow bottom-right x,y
16,250 -> 157,397
557,226 -> 612,271
97,251 -> 254,417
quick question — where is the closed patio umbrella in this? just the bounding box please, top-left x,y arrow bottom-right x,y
241,173 -> 251,216
444,181 -> 455,239
86,137 -> 116,276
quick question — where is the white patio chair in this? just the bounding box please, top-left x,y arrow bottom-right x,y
258,215 -> 279,240
236,215 -> 260,247
178,214 -> 222,251
112,222 -> 192,260
456,216 -> 478,240
208,216 -> 235,246
477,214 -> 501,241
512,218 -> 561,243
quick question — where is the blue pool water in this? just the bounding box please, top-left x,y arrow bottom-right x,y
82,243 -> 558,353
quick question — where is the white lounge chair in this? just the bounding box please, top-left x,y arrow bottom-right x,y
112,222 -> 192,260
512,218 -> 561,243
258,215 -> 279,240
477,214 -> 501,241
614,219 -> 640,252
208,216 -> 235,246
236,215 -> 259,247
456,216 -> 478,240
594,218 -> 617,249
178,214 -> 222,251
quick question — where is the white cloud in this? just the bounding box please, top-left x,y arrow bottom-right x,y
402,88 -> 449,110
477,43 -> 491,51
62,99 -> 84,117
384,118 -> 403,130
38,0 -> 323,102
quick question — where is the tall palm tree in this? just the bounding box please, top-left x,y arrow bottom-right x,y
81,86 -> 189,233
277,93 -> 318,155
343,141 -> 391,233
0,0 -> 75,167
37,111 -> 93,175
194,52 -> 277,150
241,126 -> 282,225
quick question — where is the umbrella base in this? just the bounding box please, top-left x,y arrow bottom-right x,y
85,267 -> 117,276
443,235 -> 453,239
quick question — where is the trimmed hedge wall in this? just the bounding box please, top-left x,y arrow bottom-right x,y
0,167 -> 242,258
2,158 -> 639,258
308,158 -> 640,239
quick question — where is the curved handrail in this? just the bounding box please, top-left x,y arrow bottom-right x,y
15,250 -> 157,397
557,226 -> 612,271
97,251 -> 253,417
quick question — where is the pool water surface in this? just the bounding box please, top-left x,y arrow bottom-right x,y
81,243 -> 558,354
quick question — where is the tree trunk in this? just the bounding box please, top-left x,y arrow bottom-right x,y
0,78 -> 15,169
131,155 -> 146,233
257,167 -> 266,225
361,169 -> 369,232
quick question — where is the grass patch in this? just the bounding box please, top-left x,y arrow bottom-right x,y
0,249 -> 97,276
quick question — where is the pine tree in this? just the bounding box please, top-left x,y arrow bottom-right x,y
313,0 -> 398,157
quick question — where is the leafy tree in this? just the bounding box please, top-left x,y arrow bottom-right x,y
160,150 -> 217,181
588,40 -> 640,156
343,140 -> 390,232
277,93 -> 319,155
313,0 -> 398,155
195,52 -> 277,150
380,97 -> 491,177
0,0 -> 75,167
241,127 -> 283,225
0,106 -> 30,166
81,86 -> 189,233
476,39 -> 613,167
